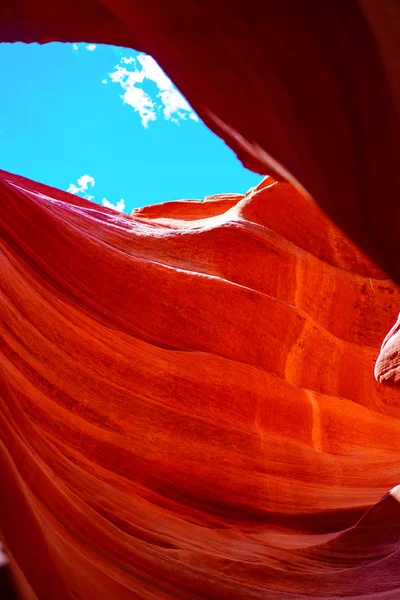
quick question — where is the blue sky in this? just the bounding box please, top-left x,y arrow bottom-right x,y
0,42 -> 262,212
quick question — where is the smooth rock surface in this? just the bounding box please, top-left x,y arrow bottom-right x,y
1,170 -> 400,598
1,2 -> 400,596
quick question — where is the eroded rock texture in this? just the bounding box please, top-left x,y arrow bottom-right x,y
1,1 -> 400,597
1,170 -> 400,599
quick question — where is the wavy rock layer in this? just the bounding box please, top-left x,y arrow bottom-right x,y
1,170 -> 400,599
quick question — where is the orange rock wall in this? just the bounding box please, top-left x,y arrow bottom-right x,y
1,2 -> 400,597
1,170 -> 400,598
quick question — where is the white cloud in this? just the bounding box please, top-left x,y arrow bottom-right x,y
67,174 -> 95,199
72,43 -> 97,52
121,57 -> 135,65
67,175 -> 125,211
101,79 -> 108,85
78,174 -> 95,188
102,198 -> 125,212
108,53 -> 198,127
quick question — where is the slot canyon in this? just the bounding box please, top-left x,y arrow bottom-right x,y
1,2 -> 400,598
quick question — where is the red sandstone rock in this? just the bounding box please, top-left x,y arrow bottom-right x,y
1,169 -> 400,598
1,2 -> 400,597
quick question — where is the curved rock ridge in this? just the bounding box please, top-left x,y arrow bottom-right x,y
1,169 -> 400,599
